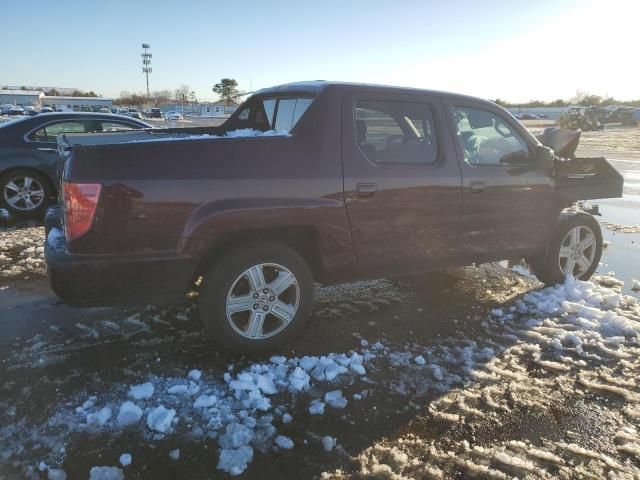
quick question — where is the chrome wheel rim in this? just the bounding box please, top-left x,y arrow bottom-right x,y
3,176 -> 45,211
559,225 -> 597,278
226,263 -> 299,340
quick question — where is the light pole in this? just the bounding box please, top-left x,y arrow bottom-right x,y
141,43 -> 152,100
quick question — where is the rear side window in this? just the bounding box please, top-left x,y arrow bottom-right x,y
246,97 -> 313,132
30,121 -> 87,142
274,98 -> 313,132
355,100 -> 438,164
452,106 -> 530,165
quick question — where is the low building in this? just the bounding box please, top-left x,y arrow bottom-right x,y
0,89 -> 45,107
200,100 -> 238,118
42,96 -> 113,110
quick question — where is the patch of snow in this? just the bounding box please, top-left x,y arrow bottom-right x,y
118,453 -> 131,467
128,382 -> 154,400
116,401 -> 143,427
217,446 -> 253,476
322,436 -> 336,452
324,390 -> 348,409
282,413 -> 293,424
88,466 -> 124,480
288,367 -> 310,391
86,407 -> 112,428
414,355 -> 426,365
146,405 -> 176,433
169,449 -> 180,461
309,399 -> 325,415
193,394 -> 217,408
188,369 -> 202,381
48,469 -> 67,480
275,435 -> 294,450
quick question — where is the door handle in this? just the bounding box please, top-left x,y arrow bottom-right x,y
469,181 -> 485,194
356,183 -> 377,197
37,147 -> 57,153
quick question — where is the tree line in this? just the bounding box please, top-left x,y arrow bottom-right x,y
114,79 -> 243,107
494,91 -> 640,108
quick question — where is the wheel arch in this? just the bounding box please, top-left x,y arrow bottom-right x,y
0,165 -> 57,198
191,225 -> 326,284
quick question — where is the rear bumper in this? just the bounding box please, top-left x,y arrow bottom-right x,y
44,209 -> 197,307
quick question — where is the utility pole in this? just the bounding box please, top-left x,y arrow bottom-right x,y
141,43 -> 152,100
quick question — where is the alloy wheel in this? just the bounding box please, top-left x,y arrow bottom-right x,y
225,263 -> 300,340
3,176 -> 45,211
558,225 -> 597,278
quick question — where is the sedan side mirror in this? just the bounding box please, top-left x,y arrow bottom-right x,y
535,145 -> 555,173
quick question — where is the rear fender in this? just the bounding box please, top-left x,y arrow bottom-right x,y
178,197 -> 357,283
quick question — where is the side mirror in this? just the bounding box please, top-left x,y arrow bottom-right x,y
535,145 -> 555,173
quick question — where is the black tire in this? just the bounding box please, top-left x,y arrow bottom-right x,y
0,168 -> 52,217
198,241 -> 314,354
530,212 -> 603,285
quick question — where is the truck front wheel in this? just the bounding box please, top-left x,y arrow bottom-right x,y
198,242 -> 314,354
531,212 -> 603,285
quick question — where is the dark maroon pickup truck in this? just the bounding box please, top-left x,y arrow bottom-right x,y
45,81 -> 623,352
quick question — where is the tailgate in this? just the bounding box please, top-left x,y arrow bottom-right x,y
554,157 -> 624,201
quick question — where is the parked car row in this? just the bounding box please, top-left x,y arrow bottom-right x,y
513,112 -> 548,120
0,113 -> 150,216
111,107 -> 184,121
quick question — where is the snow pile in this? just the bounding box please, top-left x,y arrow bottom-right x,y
0,226 -> 46,277
324,276 -> 640,479
15,348 -> 372,477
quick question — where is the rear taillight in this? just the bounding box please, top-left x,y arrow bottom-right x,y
63,181 -> 102,242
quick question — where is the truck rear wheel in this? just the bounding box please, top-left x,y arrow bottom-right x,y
531,212 -> 602,285
198,242 -> 314,354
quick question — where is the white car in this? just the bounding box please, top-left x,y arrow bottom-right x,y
165,111 -> 184,121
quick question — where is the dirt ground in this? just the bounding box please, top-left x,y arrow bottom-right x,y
0,126 -> 639,479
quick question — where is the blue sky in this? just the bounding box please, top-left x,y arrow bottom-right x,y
2,0 -> 638,101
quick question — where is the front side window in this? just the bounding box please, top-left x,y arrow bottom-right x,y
354,100 -> 438,164
452,106 -> 530,165
31,121 -> 87,142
